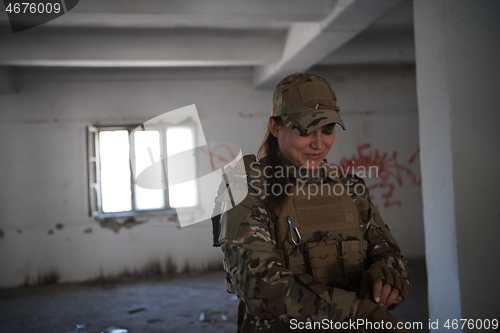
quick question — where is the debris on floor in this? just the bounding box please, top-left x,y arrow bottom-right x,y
67,324 -> 87,333
146,318 -> 164,323
199,310 -> 229,323
0,270 -> 243,333
127,306 -> 146,314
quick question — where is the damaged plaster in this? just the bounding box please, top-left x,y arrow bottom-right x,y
95,216 -> 147,233
88,258 -> 222,285
22,268 -> 61,286
37,269 -> 60,285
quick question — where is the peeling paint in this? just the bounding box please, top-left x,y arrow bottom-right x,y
182,262 -> 192,274
167,215 -> 178,223
165,257 -> 178,275
15,260 -> 222,287
90,260 -> 165,284
37,269 -> 60,285
17,262 -> 33,286
96,216 -> 147,233
23,274 -> 31,286
84,258 -> 222,285
142,261 -> 162,277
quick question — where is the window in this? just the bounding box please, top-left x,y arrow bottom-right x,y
87,122 -> 198,218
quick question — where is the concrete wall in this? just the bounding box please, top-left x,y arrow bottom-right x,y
0,65 -> 423,287
414,0 -> 500,327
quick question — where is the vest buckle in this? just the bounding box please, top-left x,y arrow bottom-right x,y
286,216 -> 303,246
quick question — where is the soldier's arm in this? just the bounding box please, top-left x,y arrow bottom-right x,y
220,197 -> 356,323
364,202 -> 411,285
344,175 -> 411,306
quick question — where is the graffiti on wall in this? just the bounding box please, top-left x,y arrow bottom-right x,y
332,143 -> 421,208
199,143 -> 238,171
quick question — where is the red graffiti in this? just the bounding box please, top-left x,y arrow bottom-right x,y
199,143 -> 238,171
332,143 -> 421,208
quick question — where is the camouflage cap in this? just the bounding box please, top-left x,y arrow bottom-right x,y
272,72 -> 345,136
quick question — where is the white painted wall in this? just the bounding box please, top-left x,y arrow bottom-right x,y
414,0 -> 500,326
0,65 -> 423,287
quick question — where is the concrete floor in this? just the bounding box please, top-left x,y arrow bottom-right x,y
0,258 -> 428,333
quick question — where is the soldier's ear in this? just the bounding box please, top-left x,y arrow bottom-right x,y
269,117 -> 280,138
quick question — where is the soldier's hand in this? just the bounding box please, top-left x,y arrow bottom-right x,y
358,263 -> 409,308
372,280 -> 403,307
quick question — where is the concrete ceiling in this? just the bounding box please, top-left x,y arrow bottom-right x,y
0,0 -> 414,91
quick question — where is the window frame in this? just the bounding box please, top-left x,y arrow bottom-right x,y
87,121 -> 199,219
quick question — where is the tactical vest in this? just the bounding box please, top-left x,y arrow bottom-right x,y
217,155 -> 368,291
273,178 -> 367,290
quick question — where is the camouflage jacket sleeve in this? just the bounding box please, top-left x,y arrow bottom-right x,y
341,175 -> 411,292
220,192 -> 356,324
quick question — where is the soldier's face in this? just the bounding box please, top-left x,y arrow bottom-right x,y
270,118 -> 336,169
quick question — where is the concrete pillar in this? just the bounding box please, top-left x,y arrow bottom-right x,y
414,0 -> 500,329
0,67 -> 14,93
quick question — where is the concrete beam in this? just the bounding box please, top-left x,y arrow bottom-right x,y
253,0 -> 402,89
13,13 -> 318,30
319,29 -> 415,65
0,0 -> 334,29
0,67 -> 14,93
0,33 -> 283,67
69,0 -> 335,15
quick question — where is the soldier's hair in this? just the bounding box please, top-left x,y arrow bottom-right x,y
257,116 -> 294,214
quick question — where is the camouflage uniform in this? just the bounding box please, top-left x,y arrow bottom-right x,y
218,155 -> 411,333
216,73 -> 410,332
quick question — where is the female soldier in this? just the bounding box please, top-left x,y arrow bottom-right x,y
215,72 -> 411,332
